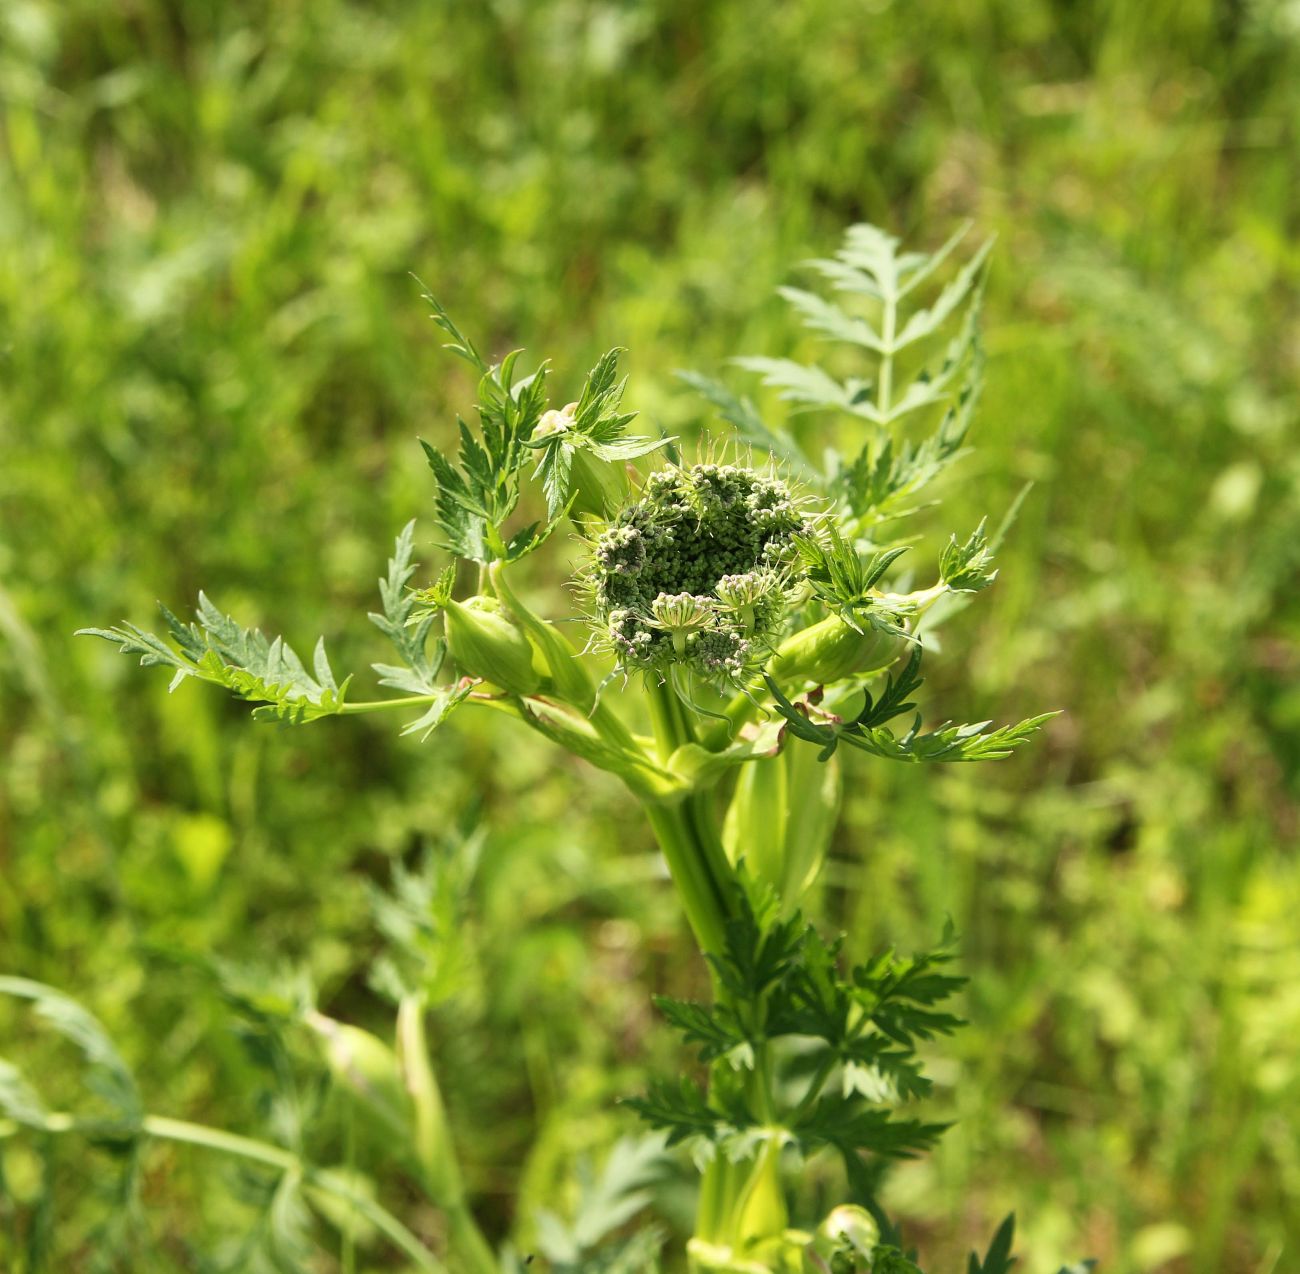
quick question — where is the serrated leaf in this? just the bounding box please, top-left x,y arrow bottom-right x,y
794,1094 -> 947,1160
80,598 -> 352,725
892,238 -> 993,351
777,286 -> 886,352
676,369 -> 812,472
968,1214 -> 1017,1274
732,357 -> 879,421
367,522 -> 447,695
939,519 -> 998,593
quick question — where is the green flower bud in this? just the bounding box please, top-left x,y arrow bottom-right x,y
724,746 -> 841,913
444,595 -> 541,695
802,1206 -> 879,1274
768,615 -> 902,688
489,561 -> 609,720
819,1206 -> 879,1258
304,1010 -> 412,1138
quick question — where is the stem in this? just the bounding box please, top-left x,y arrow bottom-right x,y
141,1116 -> 447,1272
398,996 -> 498,1274
640,680 -> 795,1264
788,1051 -> 837,1126
878,281 -> 895,419
643,801 -> 728,957
340,693 -> 444,714
643,679 -> 735,953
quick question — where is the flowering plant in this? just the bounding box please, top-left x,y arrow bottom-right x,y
57,223 -> 1067,1272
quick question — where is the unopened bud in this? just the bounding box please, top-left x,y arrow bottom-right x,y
768,616 -> 902,688
819,1206 -> 878,1256
304,1011 -> 411,1138
444,596 -> 541,695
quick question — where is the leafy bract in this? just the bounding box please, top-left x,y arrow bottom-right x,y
526,347 -> 669,519
764,647 -> 1056,765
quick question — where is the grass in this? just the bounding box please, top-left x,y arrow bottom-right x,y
2,1 -> 1298,1271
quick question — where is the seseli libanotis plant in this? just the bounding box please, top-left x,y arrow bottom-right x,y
61,223 -> 1072,1272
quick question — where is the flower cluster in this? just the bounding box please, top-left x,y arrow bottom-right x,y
588,463 -> 812,683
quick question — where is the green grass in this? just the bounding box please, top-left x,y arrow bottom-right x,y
2,1 -> 1298,1271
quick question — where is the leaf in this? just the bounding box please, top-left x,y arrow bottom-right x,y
732,357 -> 880,422
968,1215 -> 1017,1274
534,1134 -> 667,1268
855,645 -> 924,730
897,220 -> 973,298
675,369 -> 812,472
892,238 -> 993,351
794,1094 -> 947,1160
839,711 -> 1058,764
399,680 -> 473,742
763,676 -> 842,761
79,598 -> 352,725
415,281 -> 486,372
620,1077 -> 727,1147
368,522 -> 448,695
794,526 -> 909,622
776,286 -> 886,352
417,315 -> 555,563
0,978 -> 142,1132
705,890 -> 805,1004
939,519 -> 998,593
851,936 -> 966,1051
653,997 -> 751,1068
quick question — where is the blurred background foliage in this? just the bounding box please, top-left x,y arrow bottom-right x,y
1,0 -> 1298,1271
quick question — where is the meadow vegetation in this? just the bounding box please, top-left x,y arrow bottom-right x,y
1,2 -> 1298,1272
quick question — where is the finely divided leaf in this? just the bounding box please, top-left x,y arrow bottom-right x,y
368,521 -> 447,695
80,598 -> 351,724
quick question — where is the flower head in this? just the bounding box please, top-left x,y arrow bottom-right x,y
586,462 -> 813,683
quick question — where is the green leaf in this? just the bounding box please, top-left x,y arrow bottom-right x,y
794,526 -> 909,624
80,597 -> 352,724
653,997 -> 751,1068
839,711 -> 1058,764
968,1215 -> 1016,1274
892,239 -> 993,352
939,519 -> 998,593
417,313 -> 555,563
621,1077 -> 730,1147
732,357 -> 880,423
675,369 -> 812,473
368,522 -> 447,696
0,977 -> 142,1132
524,348 -> 668,520
416,281 -> 487,371
705,891 -> 805,1004
399,680 -> 473,742
776,286 -> 886,352
855,646 -> 925,729
794,1095 -> 947,1160
533,1134 -> 666,1269
852,934 -> 966,1050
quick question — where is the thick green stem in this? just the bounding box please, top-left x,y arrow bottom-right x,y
644,801 -> 728,957
643,680 -> 735,953
641,679 -> 795,1267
